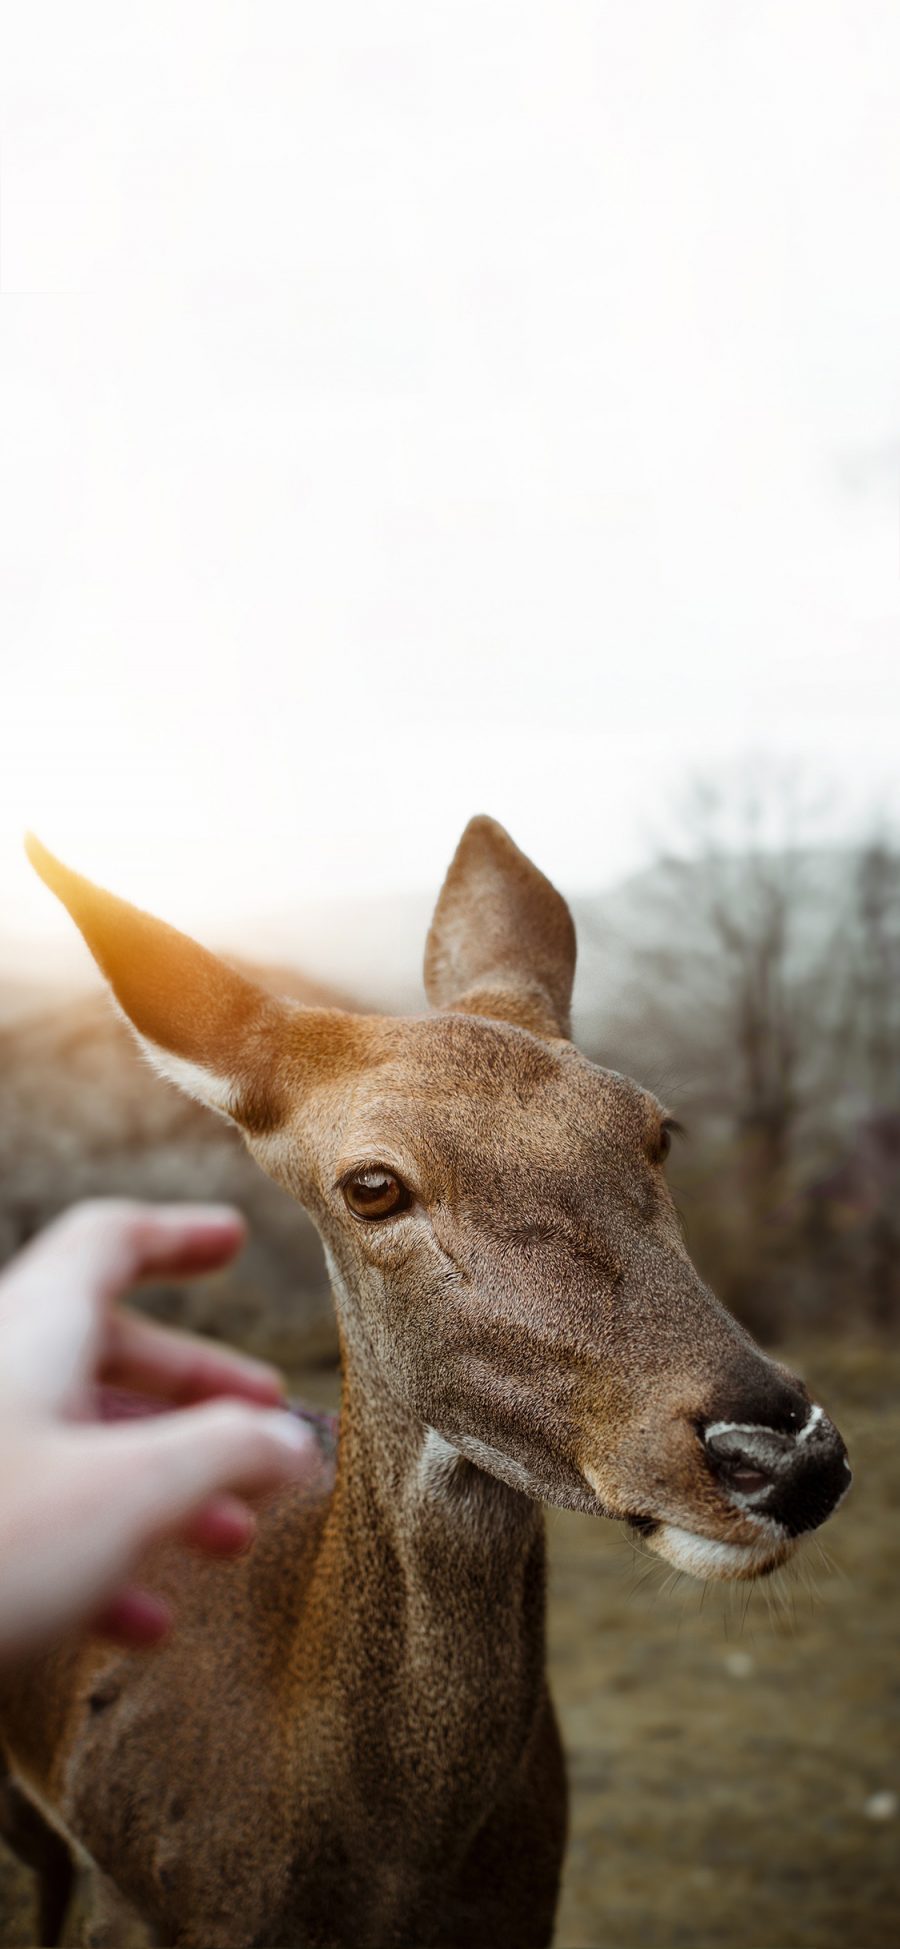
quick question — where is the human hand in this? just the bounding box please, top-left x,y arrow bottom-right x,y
0,1200 -> 318,1659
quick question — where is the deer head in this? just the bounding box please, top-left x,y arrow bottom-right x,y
26,819 -> 850,1581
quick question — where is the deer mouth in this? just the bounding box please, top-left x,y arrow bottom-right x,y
629,1516 -> 795,1583
611,1397 -> 851,1582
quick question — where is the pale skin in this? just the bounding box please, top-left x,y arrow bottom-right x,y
0,1199 -> 318,1661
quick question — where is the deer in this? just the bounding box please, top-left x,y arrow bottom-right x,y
0,816 -> 850,1948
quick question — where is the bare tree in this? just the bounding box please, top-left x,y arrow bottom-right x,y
850,830 -> 900,1107
624,764 -> 832,1175
580,766 -> 900,1330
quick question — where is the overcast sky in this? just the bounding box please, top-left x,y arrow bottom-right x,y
1,1 -> 898,956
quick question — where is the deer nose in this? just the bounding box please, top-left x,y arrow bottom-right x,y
701,1404 -> 851,1536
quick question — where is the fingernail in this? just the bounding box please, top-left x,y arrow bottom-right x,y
152,1203 -> 245,1232
246,1359 -> 285,1391
262,1410 -> 318,1455
181,1204 -> 246,1228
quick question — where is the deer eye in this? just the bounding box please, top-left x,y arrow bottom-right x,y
342,1167 -> 412,1221
654,1117 -> 683,1164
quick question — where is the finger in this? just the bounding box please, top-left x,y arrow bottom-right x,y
0,1412 -> 299,1658
54,1200 -> 248,1299
82,1403 -> 319,1554
90,1587 -> 172,1645
100,1311 -> 284,1408
0,1408 -> 320,1654
0,1202 -> 248,1414
181,1494 -> 257,1556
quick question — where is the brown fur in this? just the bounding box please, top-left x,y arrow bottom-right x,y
1,817 -> 847,1946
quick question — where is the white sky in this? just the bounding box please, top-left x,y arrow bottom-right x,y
1,1 -> 899,954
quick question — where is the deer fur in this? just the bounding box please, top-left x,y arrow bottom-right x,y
0,817 -> 849,1947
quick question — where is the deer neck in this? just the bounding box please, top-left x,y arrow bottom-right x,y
305,1272 -> 548,1798
333,1342 -> 543,1586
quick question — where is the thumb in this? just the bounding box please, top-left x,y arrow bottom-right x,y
0,1411 -> 319,1659
85,1403 -> 320,1555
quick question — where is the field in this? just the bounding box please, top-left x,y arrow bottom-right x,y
1,1337 -> 897,1949
548,1337 -> 900,1949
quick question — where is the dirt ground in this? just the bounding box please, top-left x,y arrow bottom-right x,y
547,1339 -> 900,1949
1,1337 -> 897,1949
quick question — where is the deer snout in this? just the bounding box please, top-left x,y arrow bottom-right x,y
701,1402 -> 851,1536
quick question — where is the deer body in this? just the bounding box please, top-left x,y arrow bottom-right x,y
1,819 -> 850,1946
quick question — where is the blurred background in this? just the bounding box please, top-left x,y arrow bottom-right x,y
1,4 -> 898,1945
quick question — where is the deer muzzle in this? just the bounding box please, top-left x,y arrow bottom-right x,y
634,1396 -> 851,1583
699,1401 -> 851,1537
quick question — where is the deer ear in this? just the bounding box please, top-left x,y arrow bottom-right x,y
25,835 -> 297,1130
423,816 -> 576,1038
